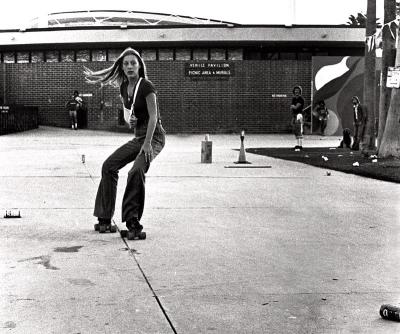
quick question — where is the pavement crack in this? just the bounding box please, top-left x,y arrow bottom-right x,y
120,232 -> 178,334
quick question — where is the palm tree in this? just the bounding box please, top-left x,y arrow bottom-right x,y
347,12 -> 382,27
347,13 -> 367,26
361,0 -> 377,153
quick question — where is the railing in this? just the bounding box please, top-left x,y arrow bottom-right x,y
0,105 -> 39,135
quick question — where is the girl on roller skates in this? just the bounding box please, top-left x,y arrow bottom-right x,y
84,48 -> 166,237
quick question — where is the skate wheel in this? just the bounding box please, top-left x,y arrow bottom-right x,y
94,223 -> 100,231
99,225 -> 106,233
139,232 -> 146,240
127,231 -> 135,240
120,230 -> 128,238
110,225 -> 117,233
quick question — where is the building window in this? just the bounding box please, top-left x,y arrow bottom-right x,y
175,49 -> 191,60
210,49 -> 226,60
3,52 -> 15,63
227,49 -> 243,60
31,51 -> 45,63
76,50 -> 90,62
158,48 -> 174,61
264,52 -> 279,60
108,49 -> 123,61
46,50 -> 59,62
297,52 -> 312,60
92,49 -> 107,62
61,50 -> 75,62
142,49 -> 157,61
17,52 -> 30,63
193,49 -> 208,60
280,52 -> 297,60
244,50 -> 261,60
314,51 -> 329,56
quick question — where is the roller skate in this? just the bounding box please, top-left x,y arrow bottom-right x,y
120,218 -> 146,240
94,218 -> 117,233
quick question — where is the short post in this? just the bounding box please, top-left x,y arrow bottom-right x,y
201,134 -> 212,163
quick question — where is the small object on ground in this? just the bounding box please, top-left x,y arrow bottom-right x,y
380,304 -> 400,322
322,156 -> 328,161
329,147 -> 336,150
293,145 -> 303,151
201,135 -> 212,163
372,159 -> 378,163
338,154 -> 343,157
81,154 -> 85,163
224,165 -> 271,169
326,171 -> 331,176
370,155 -> 378,159
353,162 -> 359,167
304,154 -> 310,158
4,210 -> 21,218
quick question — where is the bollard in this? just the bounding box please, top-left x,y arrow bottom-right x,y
81,154 -> 85,163
201,134 -> 212,163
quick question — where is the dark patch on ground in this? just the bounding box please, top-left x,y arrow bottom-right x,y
53,246 -> 83,253
18,255 -> 59,270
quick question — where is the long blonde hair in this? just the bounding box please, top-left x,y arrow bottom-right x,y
84,48 -> 147,87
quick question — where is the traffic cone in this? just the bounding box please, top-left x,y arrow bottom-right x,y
235,130 -> 251,164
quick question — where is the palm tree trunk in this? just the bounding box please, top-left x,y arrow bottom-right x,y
362,0 -> 377,153
378,24 -> 400,158
377,0 -> 397,148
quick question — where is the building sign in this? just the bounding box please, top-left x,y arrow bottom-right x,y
185,62 -> 234,78
387,66 -> 400,88
0,106 -> 10,113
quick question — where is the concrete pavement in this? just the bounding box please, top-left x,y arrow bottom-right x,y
1,126 -> 399,333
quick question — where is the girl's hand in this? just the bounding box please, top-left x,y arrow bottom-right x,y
139,142 -> 153,163
129,114 -> 138,128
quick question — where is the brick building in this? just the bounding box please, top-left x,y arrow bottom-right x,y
0,10 -> 364,133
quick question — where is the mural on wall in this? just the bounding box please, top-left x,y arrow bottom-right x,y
311,56 -> 365,136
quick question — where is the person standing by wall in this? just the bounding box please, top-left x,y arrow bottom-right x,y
351,96 -> 364,150
65,90 -> 82,130
290,85 -> 305,149
315,100 -> 329,136
84,47 -> 166,236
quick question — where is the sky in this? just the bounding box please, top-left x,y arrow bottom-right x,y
0,0 -> 385,29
